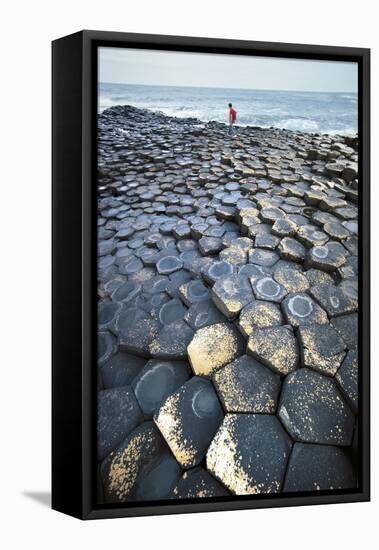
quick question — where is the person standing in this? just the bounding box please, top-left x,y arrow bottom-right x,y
228,103 -> 237,136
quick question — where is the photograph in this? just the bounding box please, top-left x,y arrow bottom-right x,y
96,46 -> 359,505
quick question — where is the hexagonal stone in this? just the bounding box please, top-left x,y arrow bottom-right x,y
173,224 -> 191,239
188,322 -> 244,376
238,300 -> 283,337
273,266 -> 310,294
202,260 -> 236,286
305,268 -> 334,287
298,324 -> 346,376
198,236 -> 223,255
100,352 -> 146,389
154,377 -> 223,468
335,350 -> 358,412
247,326 -> 299,375
281,292 -> 328,327
132,359 -> 191,417
307,243 -> 347,272
297,225 -> 329,247
158,298 -> 186,325
260,206 -> 285,224
219,246 -> 247,266
323,221 -> 350,241
98,301 -> 122,330
251,276 -> 287,303
98,331 -> 117,366
330,313 -> 358,349
278,368 -> 355,445
249,248 -> 280,267
184,299 -> 225,330
119,318 -> 161,357
97,387 -> 143,460
272,217 -> 298,237
156,255 -> 183,275
278,237 -> 306,263
213,355 -> 280,413
101,422 -> 181,503
207,414 -> 292,495
254,233 -> 280,250
179,279 -> 210,307
109,305 -> 149,336
211,274 -> 254,319
111,281 -> 141,303
283,443 -> 356,492
149,320 -> 194,359
171,467 -> 229,498
310,283 -> 358,317
119,256 -> 144,276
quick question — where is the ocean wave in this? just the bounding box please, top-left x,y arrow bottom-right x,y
277,118 -> 319,132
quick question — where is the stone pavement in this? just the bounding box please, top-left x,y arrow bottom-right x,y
97,105 -> 358,503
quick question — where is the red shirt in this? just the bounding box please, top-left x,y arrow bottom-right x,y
229,107 -> 237,122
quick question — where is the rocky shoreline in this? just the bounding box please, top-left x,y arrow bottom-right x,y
97,105 -> 358,503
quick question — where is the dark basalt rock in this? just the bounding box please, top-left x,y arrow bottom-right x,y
132,359 -> 191,417
111,280 -> 141,303
97,386 -> 143,460
149,320 -> 194,359
179,279 -> 210,306
207,414 -> 292,494
298,324 -> 346,376
211,274 -> 254,319
198,236 -> 223,255
101,422 -> 180,503
98,331 -> 118,366
101,352 -> 147,388
171,467 -> 229,498
273,266 -> 310,294
119,318 -> 161,357
251,275 -> 287,303
249,248 -> 280,267
154,377 -> 224,468
335,350 -> 358,412
238,300 -> 283,337
247,326 -> 299,375
283,443 -> 356,492
184,299 -> 225,330
213,355 -> 281,413
281,292 -> 328,327
278,368 -> 355,445
156,255 -> 183,275
330,313 -> 358,349
278,237 -> 306,263
310,283 -> 358,317
202,260 -> 235,285
158,298 -> 187,325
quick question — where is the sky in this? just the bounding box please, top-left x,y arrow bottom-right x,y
99,47 -> 357,93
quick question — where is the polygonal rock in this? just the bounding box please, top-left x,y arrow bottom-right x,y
283,443 -> 356,492
98,331 -> 117,366
171,467 -> 229,499
297,225 -> 329,247
219,245 -> 247,266
272,217 -> 298,237
278,368 -> 355,445
251,276 -> 287,303
154,377 -> 223,468
97,387 -> 143,460
307,243 -> 347,272
101,422 -> 180,503
278,237 -> 306,263
273,266 -> 309,294
281,292 -> 328,327
310,283 -> 358,317
156,255 -> 183,275
330,313 -> 358,349
254,233 -> 280,250
249,248 -> 280,267
100,351 -> 146,389
179,279 -> 210,306
202,260 -> 235,285
198,236 -> 223,255
238,300 -> 283,337
158,298 -> 186,325
207,414 -> 292,495
298,324 -> 346,376
119,318 -> 161,357
211,274 -> 254,319
132,359 -> 191,417
213,355 -> 280,413
335,350 -> 358,412
98,301 -> 122,330
188,322 -> 244,376
149,320 -> 193,359
247,326 -> 299,375
184,299 -> 225,330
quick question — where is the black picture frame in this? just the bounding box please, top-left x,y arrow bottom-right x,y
52,30 -> 370,520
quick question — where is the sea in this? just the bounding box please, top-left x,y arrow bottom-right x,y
99,82 -> 358,136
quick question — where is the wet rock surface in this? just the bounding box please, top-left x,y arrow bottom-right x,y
97,106 -> 358,502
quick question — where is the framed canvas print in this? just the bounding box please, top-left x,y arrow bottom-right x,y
52,30 -> 370,520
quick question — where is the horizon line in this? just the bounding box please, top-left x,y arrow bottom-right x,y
99,80 -> 357,95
